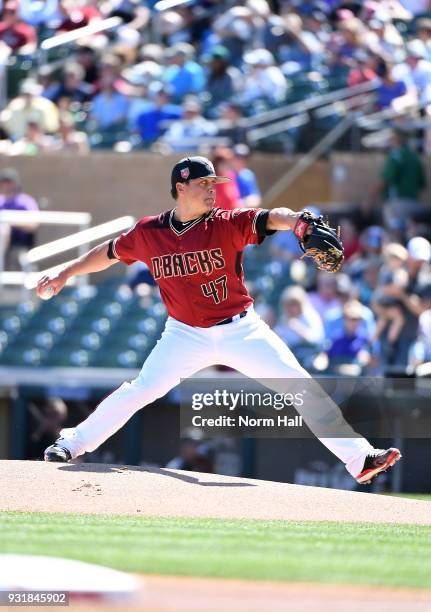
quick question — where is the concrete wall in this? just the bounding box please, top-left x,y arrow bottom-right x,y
1,152 -> 329,227
4,151 -> 431,240
331,152 -> 431,206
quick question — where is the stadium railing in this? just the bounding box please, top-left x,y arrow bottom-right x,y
239,80 -> 379,130
0,209 -> 91,287
0,212 -> 135,300
20,215 -> 135,297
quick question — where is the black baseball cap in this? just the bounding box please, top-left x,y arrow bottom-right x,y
171,156 -> 231,196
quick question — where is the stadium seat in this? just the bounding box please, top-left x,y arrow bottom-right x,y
0,346 -> 45,367
41,347 -> 92,367
6,56 -> 35,98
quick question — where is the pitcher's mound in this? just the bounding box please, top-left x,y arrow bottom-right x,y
1,460 -> 430,523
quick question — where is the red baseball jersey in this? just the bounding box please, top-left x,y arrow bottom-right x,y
112,207 -> 270,327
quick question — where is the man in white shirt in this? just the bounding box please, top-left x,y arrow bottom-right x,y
393,39 -> 431,104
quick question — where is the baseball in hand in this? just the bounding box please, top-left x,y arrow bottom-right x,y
39,286 -> 54,300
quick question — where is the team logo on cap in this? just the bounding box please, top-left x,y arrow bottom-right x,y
180,167 -> 190,179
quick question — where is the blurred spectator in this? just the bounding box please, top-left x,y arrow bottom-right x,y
251,285 -> 277,327
344,225 -> 385,285
410,298 -> 431,367
416,18 -> 431,59
1,78 -> 59,140
356,256 -> 382,306
37,64 -> 58,99
51,112 -> 89,155
268,205 -> 321,271
360,225 -> 385,260
166,430 -> 214,473
159,96 -> 217,152
394,39 -> 431,105
212,6 -> 258,66
57,0 -> 101,33
98,53 -> 129,96
252,1 -> 291,63
162,43 -> 206,103
212,147 -> 241,210
216,102 -> 248,145
26,397 -> 68,461
18,0 -> 60,27
45,62 -> 93,105
89,71 -> 129,146
268,224 -> 303,266
309,271 -> 342,324
368,129 -> 426,229
398,0 -> 431,17
123,56 -> 163,100
0,167 -> 39,270
326,300 -> 371,372
0,0 -> 37,55
375,60 -> 408,110
363,13 -> 404,59
128,261 -> 157,291
155,9 -> 189,48
324,273 -> 376,341
5,117 -> 56,155
331,16 -> 365,61
274,285 -> 324,368
241,48 -> 288,105
75,44 -> 100,90
339,217 -> 360,261
106,0 -> 150,33
203,45 -> 242,110
373,236 -> 431,368
231,143 -> 261,208
279,12 -> 324,73
303,7 -> 331,47
372,243 -> 409,347
347,50 -> 377,87
133,84 -> 182,147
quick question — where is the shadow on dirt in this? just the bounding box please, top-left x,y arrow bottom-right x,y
57,463 -> 256,487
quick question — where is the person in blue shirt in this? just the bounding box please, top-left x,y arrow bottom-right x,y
134,84 -> 182,147
375,60 -> 407,110
18,0 -> 60,26
44,63 -> 93,105
231,143 -> 261,208
324,274 -> 376,342
327,300 -> 371,372
89,76 -> 129,148
162,43 -> 205,103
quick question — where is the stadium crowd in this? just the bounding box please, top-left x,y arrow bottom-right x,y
1,1 -> 431,151
0,0 -> 431,378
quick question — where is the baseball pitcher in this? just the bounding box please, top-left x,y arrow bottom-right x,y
38,156 -> 401,485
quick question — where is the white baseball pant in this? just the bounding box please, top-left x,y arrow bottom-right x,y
59,307 -> 373,477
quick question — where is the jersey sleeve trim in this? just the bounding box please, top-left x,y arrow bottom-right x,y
252,211 -> 259,235
256,210 -> 277,238
112,237 -> 120,259
107,239 -> 118,260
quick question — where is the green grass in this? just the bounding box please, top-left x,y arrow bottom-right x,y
1,512 -> 431,588
388,493 -> 431,502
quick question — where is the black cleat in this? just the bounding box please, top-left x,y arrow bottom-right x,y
44,443 -> 72,463
356,448 -> 401,485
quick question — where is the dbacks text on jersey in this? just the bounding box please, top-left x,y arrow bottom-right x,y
151,248 -> 225,279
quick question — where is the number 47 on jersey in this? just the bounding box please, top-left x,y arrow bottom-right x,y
201,274 -> 228,304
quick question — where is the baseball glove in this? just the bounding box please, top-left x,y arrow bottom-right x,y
293,210 -> 344,273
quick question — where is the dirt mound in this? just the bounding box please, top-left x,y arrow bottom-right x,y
1,460 -> 430,524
